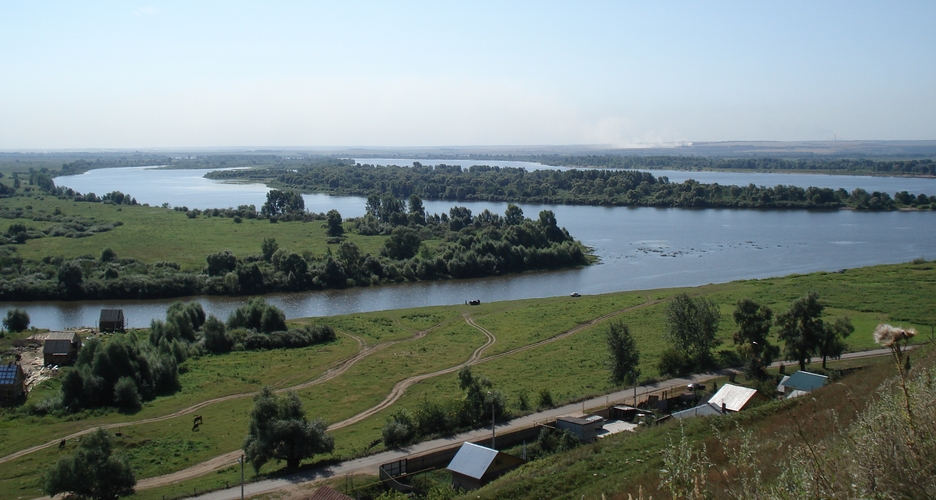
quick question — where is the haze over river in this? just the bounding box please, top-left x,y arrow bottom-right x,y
6,162 -> 935,330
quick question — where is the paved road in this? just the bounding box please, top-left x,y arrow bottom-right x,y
182,347 -> 902,500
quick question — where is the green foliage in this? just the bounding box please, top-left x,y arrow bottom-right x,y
243,387 -> 334,471
382,226 -> 421,260
660,422 -> 710,500
776,291 -> 826,370
202,315 -> 232,353
43,428 -> 136,500
214,160 -> 935,210
261,189 -> 305,217
325,209 -> 343,236
113,376 -> 142,410
657,347 -> 693,377
61,333 -> 180,412
818,316 -> 854,369
2,307 -> 29,332
260,237 -> 278,262
664,293 -> 721,369
205,250 -> 236,277
227,297 -> 287,333
732,298 -> 779,377
537,388 -> 554,409
0,195 -> 590,302
607,321 -> 640,385
57,260 -> 84,292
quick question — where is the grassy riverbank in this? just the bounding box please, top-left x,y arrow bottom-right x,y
0,260 -> 932,499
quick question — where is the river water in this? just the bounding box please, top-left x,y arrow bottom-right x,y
4,163 -> 935,330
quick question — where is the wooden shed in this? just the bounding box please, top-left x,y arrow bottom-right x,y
99,309 -> 126,332
447,442 -> 525,491
0,363 -> 27,405
556,415 -> 606,442
43,331 -> 82,366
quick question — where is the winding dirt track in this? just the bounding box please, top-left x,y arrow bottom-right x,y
1,322 -> 444,466
134,299 -> 658,490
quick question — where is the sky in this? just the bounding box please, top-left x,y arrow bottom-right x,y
1,1 -> 934,149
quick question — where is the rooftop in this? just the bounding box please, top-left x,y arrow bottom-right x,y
708,384 -> 760,412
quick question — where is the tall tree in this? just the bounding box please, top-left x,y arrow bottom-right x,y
3,307 -> 30,332
607,321 -> 640,385
817,316 -> 854,369
776,292 -> 825,370
407,194 -> 426,226
261,237 -> 278,262
664,293 -> 722,369
325,209 -> 343,236
243,387 -> 334,471
732,298 -> 779,378
43,427 -> 136,500
261,189 -> 304,217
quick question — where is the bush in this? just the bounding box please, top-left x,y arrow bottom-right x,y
228,297 -> 287,333
658,348 -> 693,376
537,388 -> 555,409
113,376 -> 141,410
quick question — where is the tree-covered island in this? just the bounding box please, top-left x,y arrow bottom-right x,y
206,161 -> 936,210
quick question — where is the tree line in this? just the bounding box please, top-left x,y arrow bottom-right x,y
606,291 -> 854,392
538,155 -> 936,176
207,162 -> 936,210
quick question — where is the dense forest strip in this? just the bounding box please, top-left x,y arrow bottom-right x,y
206,162 -> 936,210
536,155 -> 936,176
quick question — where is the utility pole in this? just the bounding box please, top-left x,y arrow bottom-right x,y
239,454 -> 245,500
488,391 -> 495,449
632,371 -> 638,407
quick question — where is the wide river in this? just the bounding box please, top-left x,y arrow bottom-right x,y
4,161 -> 935,330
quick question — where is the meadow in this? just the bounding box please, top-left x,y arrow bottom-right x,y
0,259 -> 932,499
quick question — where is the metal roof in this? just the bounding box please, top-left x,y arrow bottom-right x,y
557,415 -> 605,426
447,442 -> 499,480
783,371 -> 828,392
708,384 -> 760,412
672,403 -> 723,419
99,309 -> 124,322
0,364 -> 23,385
45,331 -> 79,341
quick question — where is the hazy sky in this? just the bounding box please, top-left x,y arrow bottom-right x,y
2,1 -> 934,149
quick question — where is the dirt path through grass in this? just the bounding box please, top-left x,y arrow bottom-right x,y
0,320 -> 448,466
130,299 -> 660,491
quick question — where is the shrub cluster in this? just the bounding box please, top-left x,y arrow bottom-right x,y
382,367 -> 508,448
59,334 -> 182,412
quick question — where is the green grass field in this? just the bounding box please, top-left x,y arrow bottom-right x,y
0,260 -> 933,499
1,194 -> 388,271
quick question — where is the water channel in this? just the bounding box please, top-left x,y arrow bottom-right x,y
4,162 -> 935,330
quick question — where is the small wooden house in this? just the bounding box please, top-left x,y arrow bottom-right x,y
0,363 -> 27,405
99,309 -> 126,332
447,442 -> 525,491
43,331 -> 82,366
